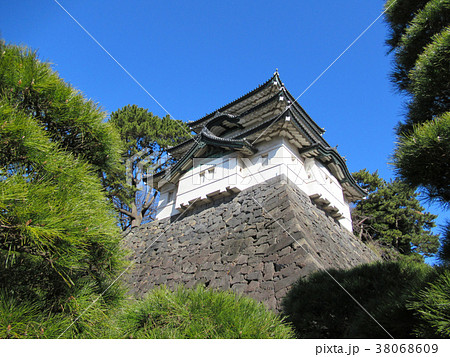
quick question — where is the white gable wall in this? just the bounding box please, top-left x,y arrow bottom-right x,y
155,137 -> 352,231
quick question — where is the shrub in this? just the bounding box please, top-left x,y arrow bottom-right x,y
113,285 -> 295,339
282,260 -> 436,338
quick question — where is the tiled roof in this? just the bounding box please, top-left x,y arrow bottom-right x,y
188,72 -> 281,127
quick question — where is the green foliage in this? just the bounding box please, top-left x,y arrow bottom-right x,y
110,104 -> 191,158
352,169 -> 439,258
385,0 -> 449,209
408,269 -> 450,338
0,40 -> 126,337
406,29 -> 450,129
438,222 -> 450,265
0,100 -> 124,300
0,40 -> 122,175
385,0 -> 450,97
393,113 -> 450,205
282,260 -> 436,338
0,285 -> 124,339
0,290 -> 65,338
385,2 -> 450,300
109,104 -> 191,229
384,0 -> 430,52
113,285 -> 294,339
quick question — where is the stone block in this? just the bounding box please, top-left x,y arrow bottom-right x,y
226,217 -> 241,228
244,224 -> 257,231
275,287 -> 288,300
212,264 -> 227,272
185,279 -> 197,289
188,254 -> 209,265
274,263 -> 288,272
200,261 -> 214,271
260,281 -> 275,291
263,262 -> 275,280
278,250 -> 305,266
279,265 -> 299,278
244,228 -> 257,237
266,234 -> 293,255
240,265 -> 252,274
278,246 -> 292,257
245,280 -> 260,293
274,275 -> 298,293
255,244 -> 269,255
167,272 -> 182,280
155,274 -> 169,285
255,235 -> 275,246
223,241 -> 242,256
231,283 -> 247,294
262,253 -> 278,263
231,274 -> 245,285
246,271 -> 263,281
182,263 -> 196,274
235,254 -> 248,265
210,276 -> 230,289
242,246 -> 256,255
263,296 -> 277,311
195,270 -> 216,281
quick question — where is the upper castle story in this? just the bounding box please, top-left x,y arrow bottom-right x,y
149,72 -> 365,231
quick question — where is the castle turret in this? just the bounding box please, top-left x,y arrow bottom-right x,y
149,73 -> 365,231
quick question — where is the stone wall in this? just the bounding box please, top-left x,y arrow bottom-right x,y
122,175 -> 379,310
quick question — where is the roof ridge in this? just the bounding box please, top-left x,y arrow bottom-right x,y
189,72 -> 281,127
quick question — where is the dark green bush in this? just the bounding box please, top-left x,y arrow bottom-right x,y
282,260 -> 436,338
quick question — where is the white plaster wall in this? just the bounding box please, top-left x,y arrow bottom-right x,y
155,183 -> 178,219
155,137 -> 353,231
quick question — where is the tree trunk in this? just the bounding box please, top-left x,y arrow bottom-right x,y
130,201 -> 142,228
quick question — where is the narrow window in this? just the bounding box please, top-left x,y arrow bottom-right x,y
261,154 -> 269,166
167,190 -> 174,202
199,171 -> 206,183
208,167 -> 215,179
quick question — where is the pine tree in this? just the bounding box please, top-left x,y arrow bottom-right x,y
384,0 -> 450,203
385,0 -> 450,124
385,0 -> 450,262
352,169 -> 439,259
0,41 -> 123,175
109,104 -> 191,229
0,40 -> 125,336
393,112 -> 450,206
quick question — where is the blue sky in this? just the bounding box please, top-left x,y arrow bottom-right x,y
1,0 -> 447,260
